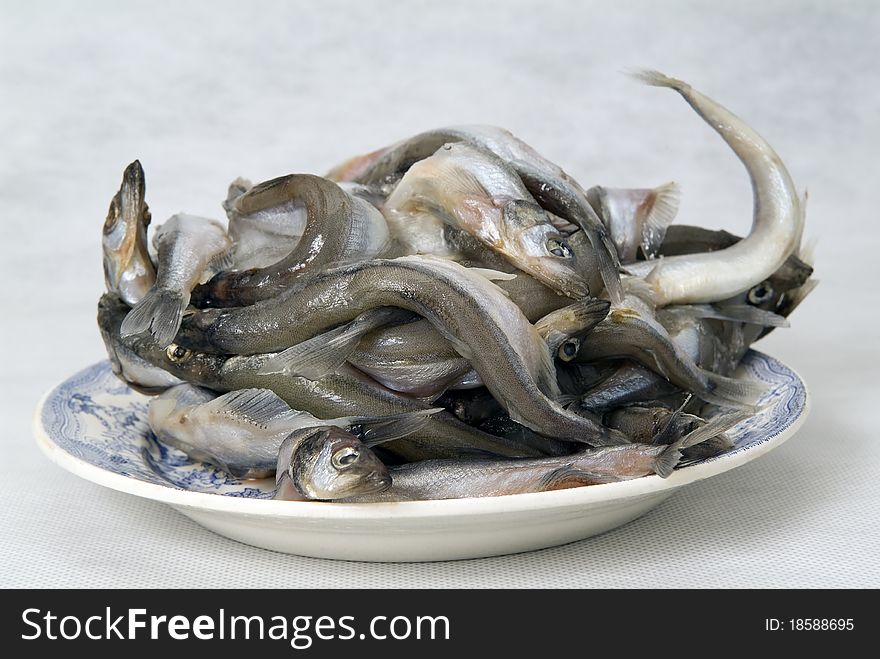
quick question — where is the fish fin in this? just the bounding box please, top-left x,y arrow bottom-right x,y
466,267 -> 518,282
712,304 -> 789,327
258,325 -> 357,379
203,248 -> 236,281
641,181 -> 681,259
650,393 -> 694,446
653,446 -> 682,479
357,408 -> 444,447
147,397 -> 177,423
673,408 -> 752,450
539,466 -> 612,490
202,388 -> 296,426
535,298 -> 611,339
630,69 -> 689,92
798,234 -> 817,268
120,288 -> 188,348
593,230 -> 624,305
700,370 -> 766,410
668,303 -> 790,328
621,275 -> 658,305
258,309 -> 408,379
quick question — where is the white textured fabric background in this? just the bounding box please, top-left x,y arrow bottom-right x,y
2,0 -> 878,588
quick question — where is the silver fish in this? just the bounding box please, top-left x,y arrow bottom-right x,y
343,410 -> 748,502
574,294 -> 764,408
148,384 -> 434,479
274,426 -> 391,500
192,174 -> 389,308
328,125 -> 623,303
624,71 -> 804,305
102,160 -> 156,306
178,257 -> 626,445
382,142 -> 593,299
120,213 -> 231,348
575,361 -> 681,413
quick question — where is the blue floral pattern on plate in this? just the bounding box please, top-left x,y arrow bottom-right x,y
40,354 -> 806,500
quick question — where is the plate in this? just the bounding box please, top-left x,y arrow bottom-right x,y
33,352 -> 808,561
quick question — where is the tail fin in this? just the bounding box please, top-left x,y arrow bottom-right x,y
641,182 -> 681,259
120,288 -> 187,348
699,369 -> 766,410
654,407 -> 751,478
630,69 -> 688,92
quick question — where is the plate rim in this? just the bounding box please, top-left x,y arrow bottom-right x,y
32,354 -> 810,520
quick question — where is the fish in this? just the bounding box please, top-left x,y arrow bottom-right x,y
223,177 -> 307,271
574,293 -> 764,408
98,308 -> 184,394
576,361 -> 682,413
264,295 -> 607,398
191,174 -> 389,308
534,297 -> 610,360
274,426 -> 391,500
148,383 -> 434,479
328,125 -> 624,303
343,410 -> 749,502
382,142 -> 593,299
120,213 -> 232,348
624,71 -> 804,305
100,294 -> 550,461
585,182 -> 680,262
102,160 -> 157,306
177,256 -> 626,445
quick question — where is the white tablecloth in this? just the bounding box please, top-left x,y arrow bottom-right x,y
2,0 -> 877,588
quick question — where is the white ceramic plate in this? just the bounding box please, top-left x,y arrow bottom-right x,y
33,351 -> 808,561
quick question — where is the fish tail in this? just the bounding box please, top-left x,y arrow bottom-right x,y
701,369 -> 766,410
120,288 -> 188,348
653,445 -> 682,479
654,407 -> 751,478
640,181 -> 681,259
630,69 -> 689,93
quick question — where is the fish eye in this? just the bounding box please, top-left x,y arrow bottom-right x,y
331,446 -> 360,469
165,343 -> 192,363
748,281 -> 774,304
559,339 -> 580,361
547,238 -> 573,258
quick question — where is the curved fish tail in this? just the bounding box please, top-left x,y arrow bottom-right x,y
120,288 -> 187,348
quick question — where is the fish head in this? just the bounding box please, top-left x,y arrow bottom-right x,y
102,161 -> 156,305
287,427 -> 391,500
500,200 -> 591,299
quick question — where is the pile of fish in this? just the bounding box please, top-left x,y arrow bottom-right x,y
97,71 -> 815,503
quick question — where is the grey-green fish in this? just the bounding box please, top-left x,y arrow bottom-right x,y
177,257 -> 626,446
192,174 -> 389,308
99,294 -> 548,461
